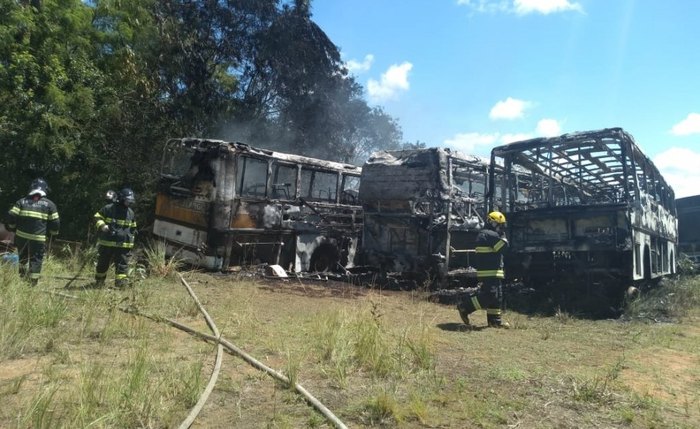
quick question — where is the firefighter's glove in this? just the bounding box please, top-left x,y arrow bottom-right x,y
100,225 -> 110,233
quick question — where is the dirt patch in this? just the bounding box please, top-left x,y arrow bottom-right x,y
257,278 -> 371,300
0,357 -> 45,383
0,356 -> 52,422
621,325 -> 700,419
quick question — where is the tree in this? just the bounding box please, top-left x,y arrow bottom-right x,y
0,0 -> 109,238
0,0 -> 407,239
243,0 -> 403,162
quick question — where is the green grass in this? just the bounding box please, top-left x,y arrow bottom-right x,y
624,275 -> 700,321
1,254 -> 699,428
311,301 -> 437,387
142,239 -> 183,279
0,264 -> 70,359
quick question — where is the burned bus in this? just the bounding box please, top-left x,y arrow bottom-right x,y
488,128 -> 677,313
153,138 -> 363,272
358,148 -> 494,288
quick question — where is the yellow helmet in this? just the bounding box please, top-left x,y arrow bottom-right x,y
487,211 -> 506,225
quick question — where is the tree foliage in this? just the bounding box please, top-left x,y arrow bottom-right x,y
0,0 -> 405,239
1,0 -> 109,237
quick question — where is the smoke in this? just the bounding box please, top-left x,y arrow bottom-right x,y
213,119 -> 298,156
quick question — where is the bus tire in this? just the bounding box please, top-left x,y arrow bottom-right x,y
310,243 -> 340,273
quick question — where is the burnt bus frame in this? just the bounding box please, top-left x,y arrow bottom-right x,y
358,148 -> 495,289
153,138 -> 363,272
486,128 -> 677,311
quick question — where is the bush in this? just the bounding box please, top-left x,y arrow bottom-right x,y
142,240 -> 182,278
676,253 -> 697,275
624,275 -> 700,321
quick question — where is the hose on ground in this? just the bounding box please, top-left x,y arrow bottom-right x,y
46,275 -> 349,429
46,286 -> 223,429
121,304 -> 349,429
176,272 -> 223,429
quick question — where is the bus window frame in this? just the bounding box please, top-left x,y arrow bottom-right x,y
300,167 -> 340,204
236,155 -> 269,198
270,160 -> 299,201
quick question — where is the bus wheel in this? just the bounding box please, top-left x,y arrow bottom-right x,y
310,243 -> 340,273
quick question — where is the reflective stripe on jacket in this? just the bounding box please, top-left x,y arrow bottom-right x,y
95,203 -> 137,248
474,228 -> 508,279
7,196 -> 60,242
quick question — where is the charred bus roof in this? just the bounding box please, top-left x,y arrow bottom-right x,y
360,147 -> 489,202
490,127 -> 674,204
167,138 -> 362,174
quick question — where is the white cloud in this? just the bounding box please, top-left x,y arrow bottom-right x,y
501,133 -> 533,143
456,0 -> 511,13
444,131 -> 536,155
456,0 -> 582,15
444,116 -> 563,156
535,118 -> 561,136
367,62 -> 413,101
670,113 -> 700,136
489,97 -> 533,120
444,132 -> 500,154
345,54 -> 374,74
653,147 -> 700,198
514,0 -> 582,15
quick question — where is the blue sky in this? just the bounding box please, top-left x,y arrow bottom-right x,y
311,0 -> 700,198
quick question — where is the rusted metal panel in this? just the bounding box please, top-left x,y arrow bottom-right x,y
155,194 -> 210,227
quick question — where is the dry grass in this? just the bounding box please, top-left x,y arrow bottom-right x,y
1,257 -> 699,428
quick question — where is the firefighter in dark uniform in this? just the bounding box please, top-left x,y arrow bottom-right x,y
6,178 -> 60,286
94,188 -> 137,288
457,211 -> 510,328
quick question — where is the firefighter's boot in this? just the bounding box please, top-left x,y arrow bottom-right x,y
457,300 -> 473,327
95,272 -> 107,288
487,309 -> 510,328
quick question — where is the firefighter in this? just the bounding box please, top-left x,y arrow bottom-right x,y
94,188 -> 137,288
6,178 -> 60,286
457,211 -> 510,328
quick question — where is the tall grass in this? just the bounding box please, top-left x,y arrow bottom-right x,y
0,249 -> 213,428
54,242 -> 98,274
569,357 -> 625,404
0,265 -> 69,359
624,275 -> 700,320
143,239 -> 182,278
312,299 -> 436,386
314,310 -> 354,386
20,384 -> 60,429
284,347 -> 306,388
363,386 -> 401,425
14,327 -> 208,428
